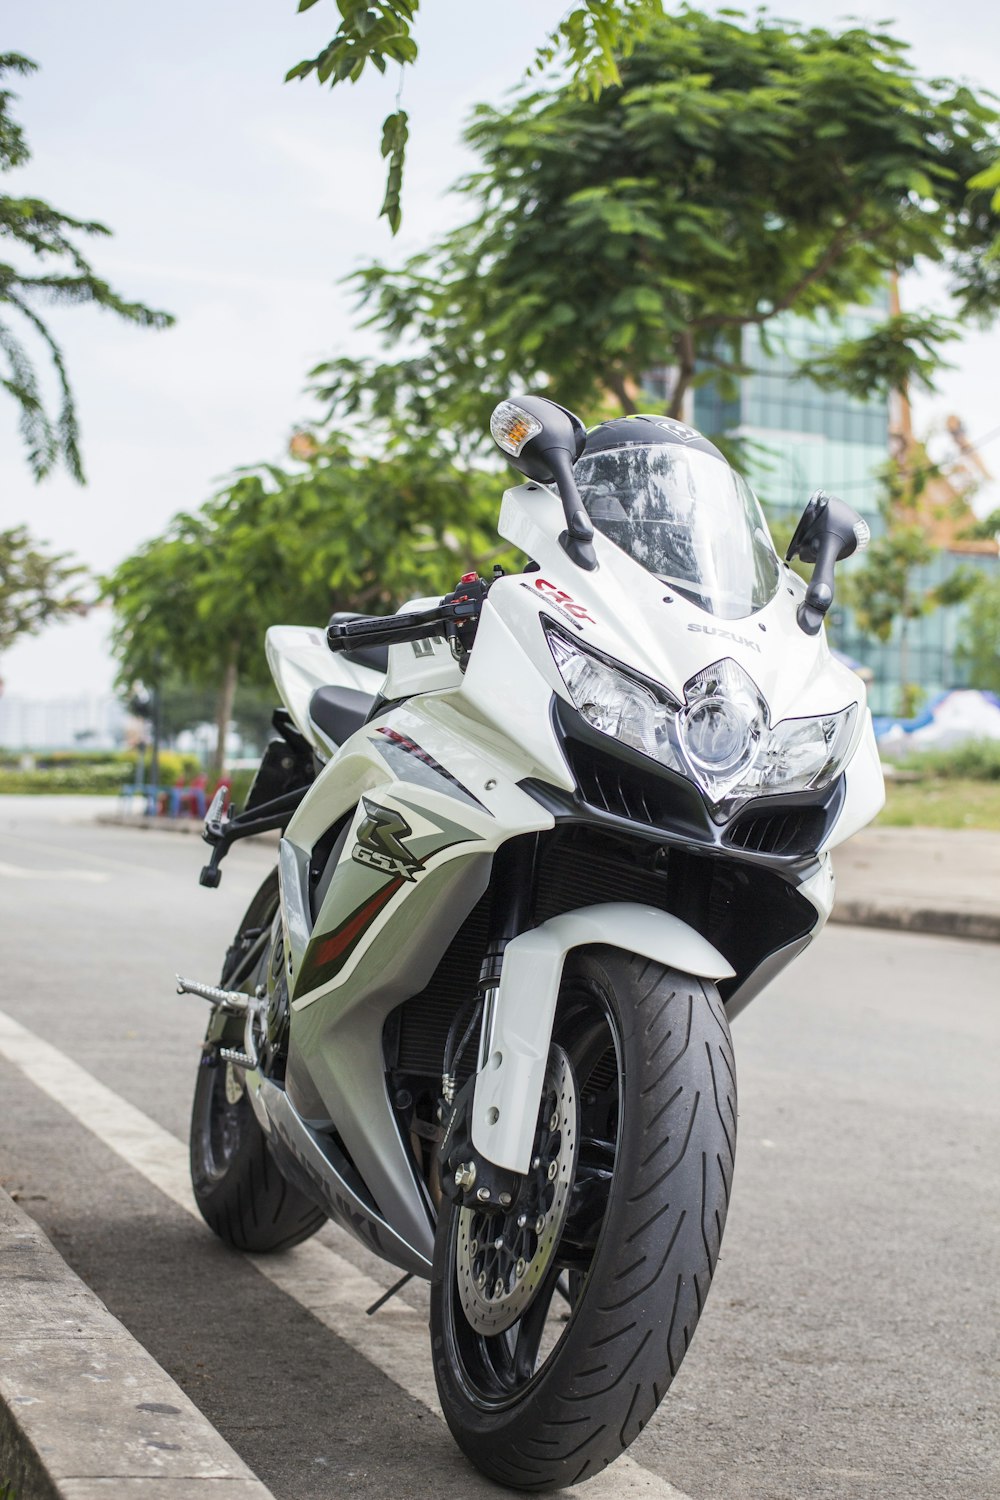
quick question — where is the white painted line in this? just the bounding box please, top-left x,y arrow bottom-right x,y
0,860 -> 111,883
0,1007 -> 695,1500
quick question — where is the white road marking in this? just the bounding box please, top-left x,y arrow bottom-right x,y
0,860 -> 111,883
0,1007 -> 694,1500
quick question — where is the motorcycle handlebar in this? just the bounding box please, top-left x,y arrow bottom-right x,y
326,606 -> 449,654
326,596 -> 482,655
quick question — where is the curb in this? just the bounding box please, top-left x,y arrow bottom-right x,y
830,900 -> 1000,944
95,815 -> 210,836
0,1188 -> 275,1500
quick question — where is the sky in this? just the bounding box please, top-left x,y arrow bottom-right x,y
3,0 -> 1000,703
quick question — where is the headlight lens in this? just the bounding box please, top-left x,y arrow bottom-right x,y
547,627 -> 856,821
546,630 -> 684,771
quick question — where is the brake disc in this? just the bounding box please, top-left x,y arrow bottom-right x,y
455,1044 -> 579,1336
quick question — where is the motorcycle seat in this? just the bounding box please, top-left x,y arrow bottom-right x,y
308,685 -> 376,748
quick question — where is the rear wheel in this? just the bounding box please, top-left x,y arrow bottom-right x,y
430,947 -> 737,1491
189,871 -> 326,1253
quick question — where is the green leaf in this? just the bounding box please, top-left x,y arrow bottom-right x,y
379,109 -> 409,234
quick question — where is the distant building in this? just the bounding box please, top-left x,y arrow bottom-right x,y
0,694 -> 125,751
678,300 -> 1000,717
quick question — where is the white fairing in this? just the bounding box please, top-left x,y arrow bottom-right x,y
472,905 -> 734,1172
384,597 -> 464,701
483,482 -> 884,849
265,625 -> 384,756
499,484 -> 851,734
258,473 -> 885,1199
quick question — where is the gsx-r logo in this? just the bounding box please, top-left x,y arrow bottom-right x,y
352,798 -> 425,882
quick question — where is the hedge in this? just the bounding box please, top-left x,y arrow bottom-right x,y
0,748 -> 203,795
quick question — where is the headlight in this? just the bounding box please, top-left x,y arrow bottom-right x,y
546,627 -> 856,822
546,630 -> 684,773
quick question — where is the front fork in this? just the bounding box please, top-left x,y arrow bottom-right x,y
441,838 -> 736,1191
439,836 -> 539,1213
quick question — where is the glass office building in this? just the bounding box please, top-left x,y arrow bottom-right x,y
686,306 -> 999,718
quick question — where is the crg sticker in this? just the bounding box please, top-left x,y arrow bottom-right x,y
521,576 -> 596,629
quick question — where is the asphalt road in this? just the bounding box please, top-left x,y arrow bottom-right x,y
0,796 -> 997,1500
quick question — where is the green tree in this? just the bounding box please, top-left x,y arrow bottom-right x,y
0,524 -> 87,661
104,477 -> 315,779
846,459 -> 979,717
962,506 -> 1000,544
1,54 -> 172,481
956,575 -> 1000,695
103,436 -> 514,773
287,1 -> 666,232
312,9 -> 1000,442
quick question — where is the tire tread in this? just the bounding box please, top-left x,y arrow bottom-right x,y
430,949 -> 737,1491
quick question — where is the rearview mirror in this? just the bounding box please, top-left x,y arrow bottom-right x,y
490,395 -> 596,571
787,490 -> 870,636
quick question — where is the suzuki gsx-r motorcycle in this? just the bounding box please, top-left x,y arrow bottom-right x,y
180,397 -> 884,1490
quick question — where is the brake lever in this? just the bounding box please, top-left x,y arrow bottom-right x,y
326,604 -> 453,654
326,578 -> 491,656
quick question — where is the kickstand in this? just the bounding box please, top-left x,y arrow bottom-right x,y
366,1272 -> 413,1316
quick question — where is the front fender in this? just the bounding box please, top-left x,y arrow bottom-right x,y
471,903 -> 734,1173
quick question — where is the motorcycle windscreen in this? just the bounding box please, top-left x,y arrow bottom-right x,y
574,443 -> 781,620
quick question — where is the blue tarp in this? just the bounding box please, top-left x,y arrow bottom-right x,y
873,689 -> 1000,742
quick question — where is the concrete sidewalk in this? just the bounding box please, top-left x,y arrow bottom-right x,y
830,826 -> 1000,942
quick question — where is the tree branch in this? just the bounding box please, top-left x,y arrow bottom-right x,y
692,200 -> 871,333
668,329 -> 696,419
608,370 -> 637,415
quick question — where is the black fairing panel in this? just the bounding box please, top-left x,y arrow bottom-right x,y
517,696 -> 837,1010
527,824 -> 816,1009
538,696 -> 846,867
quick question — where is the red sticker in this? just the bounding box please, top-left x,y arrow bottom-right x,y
533,577 -> 595,624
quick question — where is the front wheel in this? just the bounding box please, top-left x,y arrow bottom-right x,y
430,948 -> 737,1491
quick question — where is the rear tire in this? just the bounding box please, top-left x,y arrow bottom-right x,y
189,871 -> 326,1253
430,947 -> 737,1490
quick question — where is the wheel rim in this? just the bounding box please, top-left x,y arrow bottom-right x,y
455,1045 -> 578,1335
197,1061 -> 246,1183
442,982 -> 622,1409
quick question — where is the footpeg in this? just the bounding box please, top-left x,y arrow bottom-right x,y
176,975 -> 250,1014
219,1046 -> 254,1068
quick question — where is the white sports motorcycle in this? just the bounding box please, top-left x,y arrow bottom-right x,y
181,397 -> 884,1490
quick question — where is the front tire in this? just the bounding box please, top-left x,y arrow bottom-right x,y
189,871 -> 326,1254
430,947 -> 737,1491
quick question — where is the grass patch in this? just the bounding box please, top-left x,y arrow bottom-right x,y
879,778 -> 1000,830
893,739 -> 1000,782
